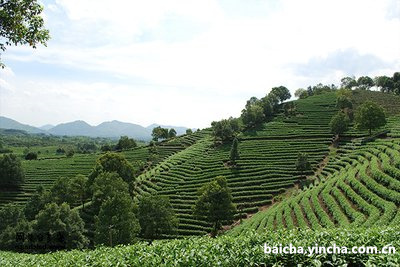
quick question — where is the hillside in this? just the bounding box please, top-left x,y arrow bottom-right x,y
1,90 -> 398,239
0,117 -> 46,134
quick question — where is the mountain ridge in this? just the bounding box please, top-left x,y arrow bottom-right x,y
0,116 -> 193,140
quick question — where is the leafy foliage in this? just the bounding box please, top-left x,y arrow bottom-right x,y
355,101 -> 386,135
137,194 -> 178,240
0,153 -> 25,186
211,117 -> 241,142
193,176 -> 236,236
95,194 -> 140,246
329,111 -> 349,136
115,136 -> 137,151
229,137 -> 239,165
0,0 -> 50,67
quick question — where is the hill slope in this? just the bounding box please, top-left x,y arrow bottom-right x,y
0,116 -> 46,134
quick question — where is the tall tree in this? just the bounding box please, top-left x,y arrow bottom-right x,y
241,103 -> 265,128
270,86 -> 291,103
88,152 -> 135,185
138,194 -> 178,240
329,112 -> 350,137
357,76 -> 374,90
115,136 -> 137,151
69,174 -> 88,209
0,153 -> 25,187
296,153 -> 311,178
193,176 -> 236,237
0,0 -> 50,67
95,194 -> 140,246
355,101 -> 386,135
294,88 -> 308,99
211,117 -> 241,142
340,76 -> 357,89
229,137 -> 239,166
168,128 -> 177,138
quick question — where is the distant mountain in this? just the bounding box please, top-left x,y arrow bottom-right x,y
39,124 -> 55,131
0,116 -> 46,134
48,120 -> 96,137
0,116 -> 193,140
95,120 -> 150,140
146,123 -> 196,135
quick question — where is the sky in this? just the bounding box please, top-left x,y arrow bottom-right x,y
0,0 -> 399,129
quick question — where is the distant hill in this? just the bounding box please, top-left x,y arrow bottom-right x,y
0,116 -> 46,134
0,116 -> 192,141
39,124 -> 55,131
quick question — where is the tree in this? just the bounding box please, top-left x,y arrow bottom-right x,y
24,185 -> 51,220
357,76 -> 374,90
355,101 -> 386,135
0,153 -> 25,186
294,88 -> 308,99
241,103 -> 265,128
336,95 -> 353,110
330,112 -> 350,137
115,136 -> 137,151
151,126 -> 169,141
193,176 -> 236,237
137,194 -> 178,240
34,202 -> 88,249
0,0 -> 50,68
0,203 -> 25,233
340,76 -> 357,89
88,152 -> 135,185
24,151 -> 37,160
168,128 -> 177,138
91,172 -> 130,212
270,86 -> 291,103
69,174 -> 88,209
375,75 -> 394,93
211,117 -> 241,142
186,128 -> 193,135
49,177 -> 75,205
296,153 -> 311,178
95,194 -> 140,246
229,137 -> 239,166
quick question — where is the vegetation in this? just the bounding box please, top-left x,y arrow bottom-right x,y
0,0 -> 50,68
355,101 -> 387,135
115,136 -> 137,151
193,176 -> 236,236
137,194 -> 178,240
329,111 -> 350,137
229,137 -> 239,166
0,227 -> 399,266
0,153 -> 25,187
295,153 -> 311,178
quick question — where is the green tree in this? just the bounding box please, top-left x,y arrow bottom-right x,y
186,128 -> 193,135
49,177 -> 75,205
340,76 -> 357,89
296,153 -> 311,178
294,88 -> 308,99
355,101 -> 387,135
193,176 -> 236,237
168,128 -> 177,138
138,194 -> 178,240
95,194 -> 140,246
270,86 -> 291,103
211,117 -> 241,142
375,75 -> 394,93
241,103 -> 265,128
34,202 -> 88,249
0,153 -> 25,187
0,203 -> 25,233
0,0 -> 50,68
115,136 -> 137,151
88,152 -> 135,185
229,137 -> 239,166
91,172 -> 130,212
151,126 -> 169,141
336,95 -> 353,110
69,174 -> 88,209
329,112 -> 350,137
357,76 -> 374,90
24,185 -> 51,220
24,151 -> 37,160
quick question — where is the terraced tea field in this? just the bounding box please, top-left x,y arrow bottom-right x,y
228,135 -> 400,236
131,93 -> 340,236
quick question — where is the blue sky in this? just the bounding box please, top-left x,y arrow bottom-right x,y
0,0 -> 399,128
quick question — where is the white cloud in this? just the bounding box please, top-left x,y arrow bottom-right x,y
1,0 -> 399,128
